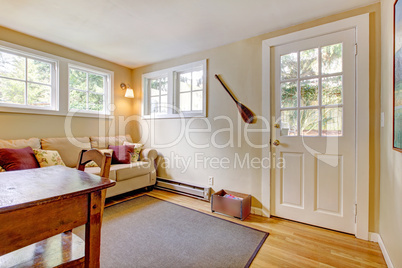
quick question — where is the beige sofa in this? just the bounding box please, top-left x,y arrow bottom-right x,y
0,135 -> 157,198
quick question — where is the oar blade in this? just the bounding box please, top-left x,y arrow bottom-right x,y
237,103 -> 255,124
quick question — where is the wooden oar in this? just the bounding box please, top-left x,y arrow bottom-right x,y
215,74 -> 255,124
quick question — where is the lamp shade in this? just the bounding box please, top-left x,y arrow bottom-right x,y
125,88 -> 134,98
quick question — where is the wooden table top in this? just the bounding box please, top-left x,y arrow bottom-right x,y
0,166 -> 115,213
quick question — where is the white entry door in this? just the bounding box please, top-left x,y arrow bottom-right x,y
271,29 -> 356,234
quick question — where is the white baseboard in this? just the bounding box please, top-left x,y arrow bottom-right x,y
251,207 -> 264,216
369,232 -> 394,268
251,207 -> 270,217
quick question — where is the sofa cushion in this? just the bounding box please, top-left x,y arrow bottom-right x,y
84,161 -> 152,182
0,147 -> 40,171
90,135 -> 133,149
33,149 -> 66,168
41,137 -> 91,167
0,138 -> 41,149
108,145 -> 133,164
123,141 -> 143,162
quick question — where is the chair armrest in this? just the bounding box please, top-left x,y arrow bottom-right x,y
140,148 -> 158,162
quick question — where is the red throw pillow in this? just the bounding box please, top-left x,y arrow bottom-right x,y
108,145 -> 134,164
0,147 -> 40,171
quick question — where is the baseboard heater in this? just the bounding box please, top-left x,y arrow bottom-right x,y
155,177 -> 211,201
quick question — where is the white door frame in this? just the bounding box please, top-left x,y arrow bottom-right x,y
261,14 -> 370,240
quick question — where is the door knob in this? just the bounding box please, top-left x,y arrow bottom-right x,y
272,140 -> 280,146
274,123 -> 280,128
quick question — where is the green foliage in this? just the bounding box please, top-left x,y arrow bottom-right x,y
281,82 -> 297,108
0,51 -> 52,106
301,80 -> 318,107
69,68 -> 105,111
280,43 -> 343,136
321,44 -> 342,74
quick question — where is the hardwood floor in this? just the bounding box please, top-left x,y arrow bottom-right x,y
106,189 -> 387,268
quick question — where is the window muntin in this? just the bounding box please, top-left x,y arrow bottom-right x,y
149,76 -> 168,114
279,43 -> 343,137
68,65 -> 111,114
0,49 -> 57,110
176,68 -> 204,112
142,60 -> 206,118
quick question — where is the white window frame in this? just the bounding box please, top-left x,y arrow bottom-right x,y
0,40 -> 114,118
142,59 -> 207,119
68,63 -> 113,116
0,43 -> 59,111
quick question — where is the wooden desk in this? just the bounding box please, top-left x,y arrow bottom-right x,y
0,165 -> 115,267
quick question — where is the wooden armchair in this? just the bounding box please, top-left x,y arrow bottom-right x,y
76,149 -> 112,179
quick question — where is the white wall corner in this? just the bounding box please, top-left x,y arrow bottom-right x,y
369,232 -> 394,268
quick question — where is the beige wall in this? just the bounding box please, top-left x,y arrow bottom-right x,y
380,0 -> 402,266
132,3 -> 381,230
0,26 -> 134,140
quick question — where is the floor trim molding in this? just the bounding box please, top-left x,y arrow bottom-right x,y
369,232 -> 394,268
251,207 -> 263,216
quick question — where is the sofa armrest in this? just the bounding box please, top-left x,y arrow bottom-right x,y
140,148 -> 158,162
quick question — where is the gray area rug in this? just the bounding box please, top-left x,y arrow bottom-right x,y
75,195 -> 268,268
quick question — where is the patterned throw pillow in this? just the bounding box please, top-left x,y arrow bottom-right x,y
123,142 -> 143,162
0,166 -> 5,172
85,149 -> 113,167
33,149 -> 66,168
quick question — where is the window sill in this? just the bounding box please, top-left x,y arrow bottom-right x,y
0,106 -> 114,119
141,113 -> 206,120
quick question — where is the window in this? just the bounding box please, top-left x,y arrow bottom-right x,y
279,43 -> 343,136
68,64 -> 112,115
0,46 -> 58,110
142,60 -> 206,118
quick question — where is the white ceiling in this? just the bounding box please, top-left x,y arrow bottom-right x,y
0,0 -> 377,68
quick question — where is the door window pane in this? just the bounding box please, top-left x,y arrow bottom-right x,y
300,48 -> 318,77
322,76 -> 342,105
322,107 -> 343,136
281,52 -> 298,80
300,109 -> 319,136
300,79 -> 318,107
281,82 -> 297,108
281,110 -> 298,136
27,84 -> 51,106
321,43 -> 342,74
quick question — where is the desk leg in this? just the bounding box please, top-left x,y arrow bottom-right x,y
85,190 -> 103,268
